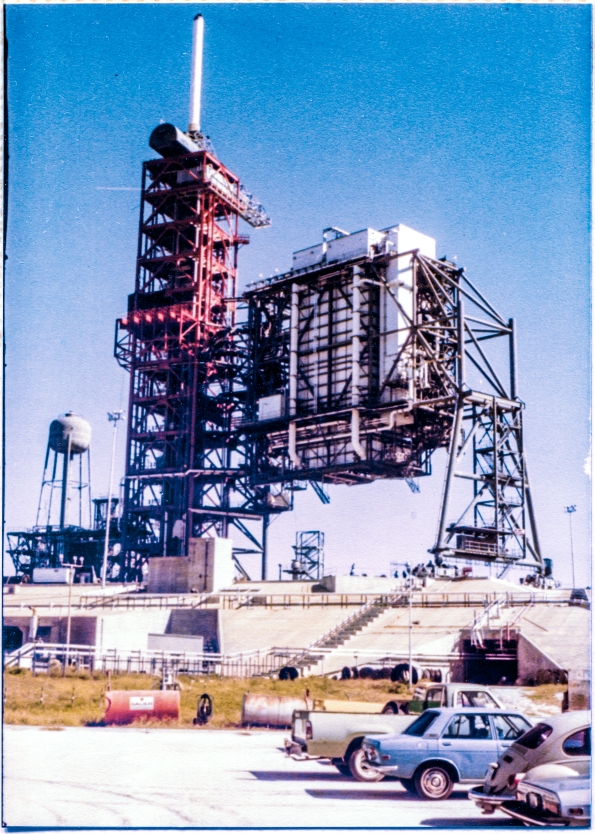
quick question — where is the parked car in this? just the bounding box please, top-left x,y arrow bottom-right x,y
500,763 -> 591,826
469,710 -> 591,813
286,684 -> 502,782
362,707 -> 533,799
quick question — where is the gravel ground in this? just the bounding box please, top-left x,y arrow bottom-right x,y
491,687 -> 564,717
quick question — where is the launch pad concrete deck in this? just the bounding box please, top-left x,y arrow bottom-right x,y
3,725 -> 517,828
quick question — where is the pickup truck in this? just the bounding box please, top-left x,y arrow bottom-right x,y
383,682 -> 504,715
286,683 -> 503,782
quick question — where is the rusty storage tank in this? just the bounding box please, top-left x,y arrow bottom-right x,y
241,693 -> 313,728
48,412 -> 92,455
104,690 -> 180,725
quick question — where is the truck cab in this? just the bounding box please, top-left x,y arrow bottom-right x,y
383,683 -> 503,715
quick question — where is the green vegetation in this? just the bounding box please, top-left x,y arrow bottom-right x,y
3,668 -> 408,728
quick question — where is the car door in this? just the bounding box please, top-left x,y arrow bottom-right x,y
492,713 -> 533,757
438,712 -> 500,780
424,687 -> 445,709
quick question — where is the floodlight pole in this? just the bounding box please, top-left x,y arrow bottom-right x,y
565,505 -> 577,589
101,411 -> 124,588
408,575 -> 413,689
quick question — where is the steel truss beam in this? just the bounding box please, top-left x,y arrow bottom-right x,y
433,393 -> 542,569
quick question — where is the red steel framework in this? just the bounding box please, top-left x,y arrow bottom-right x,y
114,148 -> 280,581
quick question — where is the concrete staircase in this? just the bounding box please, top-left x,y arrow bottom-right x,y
286,592 -> 408,675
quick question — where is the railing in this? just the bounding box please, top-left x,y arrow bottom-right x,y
79,593 -> 213,610
228,589 -> 567,609
3,587 -> 569,614
3,642 -> 309,678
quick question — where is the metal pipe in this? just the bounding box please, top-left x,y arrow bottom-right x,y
408,580 -> 413,688
36,442 -> 51,528
289,283 -> 299,416
387,405 -> 413,430
351,266 -> 362,407
64,574 -> 73,675
59,434 -> 72,529
350,408 -> 366,459
102,411 -> 124,588
288,421 -> 301,468
493,396 -> 499,549
522,440 -> 543,564
261,515 -> 269,581
188,14 -> 204,134
509,318 -> 517,400
46,449 -> 59,528
458,297 -> 466,390
434,396 -> 465,552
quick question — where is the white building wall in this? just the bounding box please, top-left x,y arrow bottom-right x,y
97,610 -> 171,653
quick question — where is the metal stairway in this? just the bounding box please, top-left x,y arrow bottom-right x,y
284,592 -> 408,675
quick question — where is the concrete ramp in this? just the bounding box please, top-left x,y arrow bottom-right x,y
518,605 -> 590,679
220,606 -> 354,654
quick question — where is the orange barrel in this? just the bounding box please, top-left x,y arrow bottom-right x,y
241,693 -> 312,728
104,690 -> 180,725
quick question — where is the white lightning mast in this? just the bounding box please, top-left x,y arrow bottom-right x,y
188,14 -> 204,137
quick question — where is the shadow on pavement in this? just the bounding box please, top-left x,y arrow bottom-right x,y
307,789 -> 409,801
250,770 -> 348,781
305,789 -> 470,802
421,818 -> 521,827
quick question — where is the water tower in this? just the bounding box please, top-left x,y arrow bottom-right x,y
36,412 -> 92,530
7,412 -> 123,581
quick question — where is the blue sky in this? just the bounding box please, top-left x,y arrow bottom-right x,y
5,3 -> 591,586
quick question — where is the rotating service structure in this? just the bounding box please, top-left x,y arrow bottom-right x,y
242,225 -> 543,574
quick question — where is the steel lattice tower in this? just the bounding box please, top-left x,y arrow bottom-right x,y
114,17 -> 285,581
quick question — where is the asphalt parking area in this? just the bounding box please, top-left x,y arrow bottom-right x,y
4,726 -> 520,828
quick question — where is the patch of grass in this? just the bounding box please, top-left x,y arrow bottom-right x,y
3,671 -> 410,729
524,684 -> 567,708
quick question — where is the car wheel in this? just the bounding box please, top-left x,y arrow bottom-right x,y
348,747 -> 384,782
414,765 -> 454,800
381,701 -> 400,714
331,758 -> 351,777
400,777 -> 418,795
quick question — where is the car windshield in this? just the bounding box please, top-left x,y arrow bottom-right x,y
403,710 -> 440,737
456,691 -> 499,708
516,722 -> 553,749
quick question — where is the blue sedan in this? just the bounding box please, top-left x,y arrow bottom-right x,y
362,707 -> 532,800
